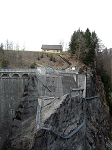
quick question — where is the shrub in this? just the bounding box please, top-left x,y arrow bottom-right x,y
30,62 -> 36,68
37,56 -> 40,60
53,57 -> 56,62
50,55 -> 53,61
0,58 -> 9,68
41,53 -> 44,58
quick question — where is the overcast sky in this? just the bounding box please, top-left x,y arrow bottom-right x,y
0,0 -> 112,51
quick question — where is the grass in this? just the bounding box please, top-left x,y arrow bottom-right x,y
1,50 -> 72,69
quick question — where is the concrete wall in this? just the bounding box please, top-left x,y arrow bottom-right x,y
0,78 -> 28,148
3,73 -> 112,150
35,74 -> 64,98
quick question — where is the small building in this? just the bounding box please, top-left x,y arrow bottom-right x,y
41,45 -> 62,53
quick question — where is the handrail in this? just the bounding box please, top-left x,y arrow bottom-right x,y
85,95 -> 99,100
35,68 -> 99,140
41,114 -> 86,139
0,68 -> 38,73
40,95 -> 99,139
58,55 -> 71,66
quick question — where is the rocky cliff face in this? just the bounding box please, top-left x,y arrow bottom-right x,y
2,73 -> 112,150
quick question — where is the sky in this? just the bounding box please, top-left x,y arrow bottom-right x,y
0,0 -> 112,51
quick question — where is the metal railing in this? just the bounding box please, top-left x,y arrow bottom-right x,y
38,95 -> 99,139
0,68 -> 38,73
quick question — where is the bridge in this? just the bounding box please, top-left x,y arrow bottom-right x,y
0,69 -> 38,78
0,67 -> 80,78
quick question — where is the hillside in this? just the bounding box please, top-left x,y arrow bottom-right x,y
0,50 -> 85,70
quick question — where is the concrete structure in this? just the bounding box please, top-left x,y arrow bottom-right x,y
0,69 -> 38,78
41,45 -> 62,53
0,77 -> 28,147
0,68 -> 86,149
6,73 -> 112,150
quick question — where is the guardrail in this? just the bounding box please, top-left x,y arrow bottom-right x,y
38,95 -> 99,139
0,68 -> 37,72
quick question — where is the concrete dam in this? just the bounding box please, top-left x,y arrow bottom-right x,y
0,69 -> 31,148
0,68 -> 112,150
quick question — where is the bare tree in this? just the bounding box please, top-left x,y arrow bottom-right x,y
16,42 -> 19,51
6,39 -> 9,50
15,42 -> 20,68
102,49 -> 111,78
9,41 -> 14,50
59,39 -> 64,51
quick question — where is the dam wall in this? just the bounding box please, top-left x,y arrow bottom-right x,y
0,70 -> 86,149
0,78 -> 28,148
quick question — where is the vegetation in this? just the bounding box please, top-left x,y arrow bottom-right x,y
49,54 -> 56,62
41,53 -> 44,58
50,54 -> 53,61
0,43 -> 4,55
30,62 -> 36,68
46,53 -> 49,57
97,65 -> 112,115
69,28 -> 99,65
69,28 -> 112,116
53,57 -> 56,62
37,56 -> 40,60
0,58 -> 9,68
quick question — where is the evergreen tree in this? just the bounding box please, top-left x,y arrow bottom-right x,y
0,43 -> 4,57
0,58 -> 8,68
84,30 -> 98,64
69,28 -> 99,65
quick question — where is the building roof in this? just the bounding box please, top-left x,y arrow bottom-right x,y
41,45 -> 62,50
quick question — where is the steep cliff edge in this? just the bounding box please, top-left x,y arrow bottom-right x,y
3,73 -> 112,150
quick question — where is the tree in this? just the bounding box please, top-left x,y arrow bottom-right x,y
8,41 -> 14,50
0,43 -> 4,56
69,28 -> 99,65
16,42 -> 19,51
69,30 -> 78,55
6,39 -> 9,50
69,28 -> 87,65
83,30 -> 99,64
75,30 -> 86,61
59,39 -> 64,51
0,58 -> 8,68
22,42 -> 25,51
